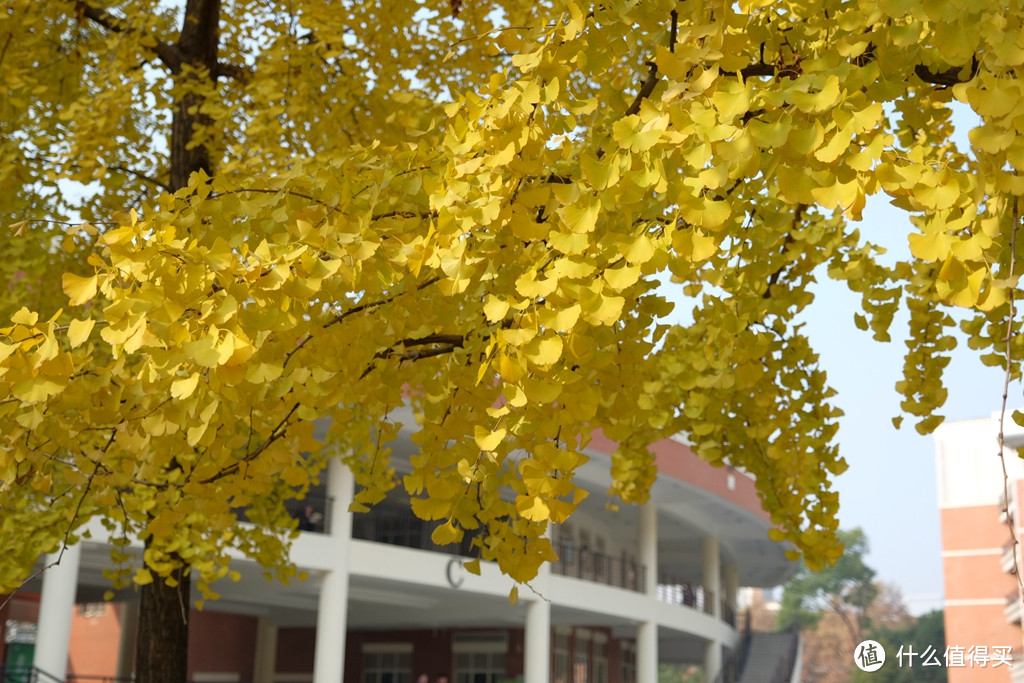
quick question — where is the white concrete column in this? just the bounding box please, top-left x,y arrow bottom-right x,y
637,621 -> 658,683
701,537 -> 721,619
637,503 -> 658,683
254,617 -> 279,683
525,530 -> 552,683
639,503 -> 658,597
702,537 -> 722,681
34,544 -> 81,680
524,595 -> 551,683
313,457 -> 354,683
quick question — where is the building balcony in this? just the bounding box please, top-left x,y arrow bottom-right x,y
1002,540 -> 1018,574
1012,648 -> 1024,683
999,487 -> 1018,525
549,539 -> 646,593
1005,589 -> 1022,625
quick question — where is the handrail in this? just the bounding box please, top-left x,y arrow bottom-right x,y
656,577 -> 715,615
550,540 -> 646,592
0,667 -> 67,683
0,670 -> 253,683
735,609 -> 753,680
234,492 -> 335,534
768,622 -> 801,683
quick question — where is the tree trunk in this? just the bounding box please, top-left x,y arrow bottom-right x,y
169,0 -> 221,192
135,563 -> 191,683
135,1 -> 220,682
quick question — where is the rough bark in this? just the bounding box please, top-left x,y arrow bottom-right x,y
135,1 -> 220,681
135,563 -> 191,683
169,0 -> 220,191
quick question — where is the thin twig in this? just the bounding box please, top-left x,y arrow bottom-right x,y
213,186 -> 334,210
198,402 -> 300,484
998,196 -> 1024,597
108,165 -> 172,193
0,33 -> 12,70
0,457 -> 103,611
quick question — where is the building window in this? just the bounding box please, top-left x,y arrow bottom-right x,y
593,636 -> 608,683
362,644 -> 412,683
452,632 -> 507,683
620,641 -> 636,683
561,524 -> 575,569
78,602 -> 107,618
574,630 -> 590,683
579,530 -> 592,578
553,629 -> 572,683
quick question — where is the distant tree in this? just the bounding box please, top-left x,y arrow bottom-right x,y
850,610 -> 947,683
778,528 -> 878,644
796,586 -> 913,683
658,664 -> 702,683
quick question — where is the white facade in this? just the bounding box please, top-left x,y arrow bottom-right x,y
16,421 -> 797,683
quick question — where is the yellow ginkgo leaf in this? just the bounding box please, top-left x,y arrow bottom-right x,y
171,374 -> 200,400
474,425 -> 507,452
62,273 -> 98,306
67,318 -> 95,348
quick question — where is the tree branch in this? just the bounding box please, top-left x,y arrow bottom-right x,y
79,3 -> 182,73
915,56 -> 980,86
108,164 -> 172,193
727,56 -> 979,87
215,60 -> 253,83
360,335 -> 465,379
197,402 -> 300,485
625,62 -> 660,116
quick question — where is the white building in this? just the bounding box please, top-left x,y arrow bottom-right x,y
4,416 -> 800,683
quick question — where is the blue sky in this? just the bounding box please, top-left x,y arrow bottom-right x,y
799,193 -> 1011,616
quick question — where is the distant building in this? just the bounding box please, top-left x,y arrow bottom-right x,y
2,415 -> 801,683
935,414 -> 1024,682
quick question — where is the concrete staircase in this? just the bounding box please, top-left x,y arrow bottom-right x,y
737,632 -> 801,683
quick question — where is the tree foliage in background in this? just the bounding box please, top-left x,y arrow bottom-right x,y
776,529 -> 927,683
778,528 -> 878,642
850,610 -> 948,683
2,0 -> 1023,679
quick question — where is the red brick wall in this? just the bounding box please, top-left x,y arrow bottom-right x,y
68,603 -> 122,677
188,611 -> 258,682
276,627 -> 317,674
941,506 -> 1011,550
943,604 -> 1017,683
7,593 -> 39,623
339,626 -> 611,682
940,501 -> 1021,683
589,431 -> 767,522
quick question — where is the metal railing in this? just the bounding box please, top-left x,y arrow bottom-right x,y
768,622 -> 801,683
1,668 -> 66,683
350,504 -> 476,557
656,578 -> 715,615
0,670 -> 254,683
284,492 -> 333,534
735,610 -> 753,679
233,492 -> 334,535
549,540 -> 646,592
722,599 -> 736,627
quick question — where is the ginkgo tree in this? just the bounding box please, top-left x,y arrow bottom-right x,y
2,0 -> 1022,680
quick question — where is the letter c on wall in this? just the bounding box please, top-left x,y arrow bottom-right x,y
446,558 -> 465,588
